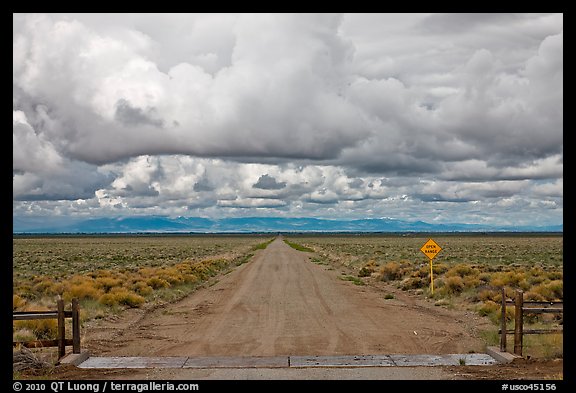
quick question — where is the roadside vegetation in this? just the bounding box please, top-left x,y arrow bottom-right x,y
286,234 -> 563,359
13,235 -> 275,344
283,239 -> 315,252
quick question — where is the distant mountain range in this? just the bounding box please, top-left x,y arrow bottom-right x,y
12,216 -> 563,234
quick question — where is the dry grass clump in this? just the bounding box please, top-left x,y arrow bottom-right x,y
63,282 -> 103,303
131,281 -> 154,296
476,300 -> 515,324
358,260 -> 379,277
440,276 -> 465,296
490,271 -> 524,288
445,263 -> 479,278
182,273 -> 200,284
98,287 -> 145,308
432,263 -> 449,275
475,288 -> 502,303
546,271 -> 563,280
524,291 -> 547,302
401,277 -> 426,290
95,277 -> 123,292
476,300 -> 500,317
478,272 -> 492,284
378,261 -> 404,281
146,277 -> 171,289
31,278 -> 55,294
530,280 -> 563,302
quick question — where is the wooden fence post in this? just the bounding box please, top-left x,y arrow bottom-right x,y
514,289 -> 524,356
72,298 -> 80,354
57,297 -> 65,358
500,287 -> 507,351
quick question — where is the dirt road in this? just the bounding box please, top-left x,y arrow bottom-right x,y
84,237 -> 488,357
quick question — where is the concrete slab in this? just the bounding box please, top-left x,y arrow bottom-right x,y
486,346 -> 523,363
59,351 -> 90,366
184,356 -> 289,368
78,356 -> 188,369
290,355 -> 395,367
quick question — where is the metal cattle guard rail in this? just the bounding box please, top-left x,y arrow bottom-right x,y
13,297 -> 80,359
499,289 -> 563,356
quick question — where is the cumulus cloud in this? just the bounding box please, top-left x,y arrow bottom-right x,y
12,13 -> 563,228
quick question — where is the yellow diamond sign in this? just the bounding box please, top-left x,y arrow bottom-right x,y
420,238 -> 442,260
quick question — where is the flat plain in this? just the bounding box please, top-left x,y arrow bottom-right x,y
12,233 -> 563,378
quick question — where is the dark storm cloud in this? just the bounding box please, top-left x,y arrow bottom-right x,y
253,174 -> 287,190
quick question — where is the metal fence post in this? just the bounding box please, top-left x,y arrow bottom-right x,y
514,289 -> 524,356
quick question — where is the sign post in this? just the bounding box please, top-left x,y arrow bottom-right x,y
420,239 -> 442,294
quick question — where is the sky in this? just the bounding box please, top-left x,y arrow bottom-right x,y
12,13 -> 563,228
